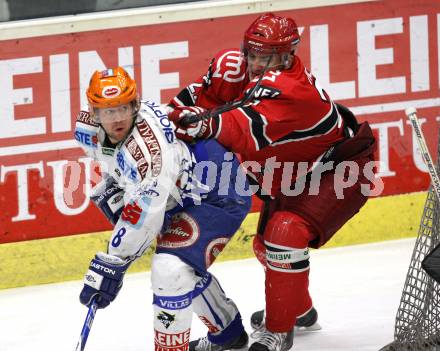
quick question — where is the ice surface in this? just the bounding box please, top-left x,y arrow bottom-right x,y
0,238 -> 414,351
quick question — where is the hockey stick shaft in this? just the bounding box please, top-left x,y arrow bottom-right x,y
74,298 -> 98,351
406,107 -> 440,201
181,75 -> 263,126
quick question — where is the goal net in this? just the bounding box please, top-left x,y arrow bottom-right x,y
380,185 -> 440,350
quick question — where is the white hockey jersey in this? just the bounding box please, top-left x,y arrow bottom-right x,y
75,100 -> 201,261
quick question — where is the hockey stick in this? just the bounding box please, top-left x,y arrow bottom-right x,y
181,55 -> 272,126
74,298 -> 98,351
406,107 -> 440,201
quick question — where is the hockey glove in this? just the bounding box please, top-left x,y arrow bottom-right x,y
80,252 -> 130,309
91,179 -> 125,225
168,106 -> 218,142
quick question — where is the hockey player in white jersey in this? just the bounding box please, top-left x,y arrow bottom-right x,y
75,67 -> 251,351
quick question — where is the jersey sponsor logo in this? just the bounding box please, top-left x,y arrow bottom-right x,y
137,162 -> 149,180
138,180 -> 160,198
74,128 -> 98,148
101,85 -> 121,98
76,110 -> 98,127
125,135 -> 149,179
145,100 -> 175,143
252,85 -> 281,99
116,151 -> 138,181
117,151 -> 126,170
156,311 -> 176,330
157,212 -> 200,248
154,328 -> 190,349
136,119 -> 162,177
121,202 -> 142,225
102,146 -> 115,156
141,188 -> 160,197
205,237 -> 229,267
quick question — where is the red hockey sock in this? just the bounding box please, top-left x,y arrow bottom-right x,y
265,265 -> 311,331
263,211 -> 315,332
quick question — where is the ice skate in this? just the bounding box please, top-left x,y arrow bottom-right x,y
189,330 -> 249,351
249,328 -> 293,351
250,307 -> 321,332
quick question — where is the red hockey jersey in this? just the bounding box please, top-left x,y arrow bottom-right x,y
172,49 -> 346,196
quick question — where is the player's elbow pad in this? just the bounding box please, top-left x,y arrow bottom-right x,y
91,181 -> 125,225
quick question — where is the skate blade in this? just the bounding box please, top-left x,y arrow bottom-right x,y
295,322 -> 322,332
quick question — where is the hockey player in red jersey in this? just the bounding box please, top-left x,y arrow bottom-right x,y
168,13 -> 377,351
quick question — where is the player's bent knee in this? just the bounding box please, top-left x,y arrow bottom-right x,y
264,211 -> 313,248
151,253 -> 197,296
263,211 -> 312,273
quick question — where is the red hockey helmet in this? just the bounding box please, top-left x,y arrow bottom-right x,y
243,13 -> 300,56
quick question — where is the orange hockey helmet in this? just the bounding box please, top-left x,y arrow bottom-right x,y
86,67 -> 139,117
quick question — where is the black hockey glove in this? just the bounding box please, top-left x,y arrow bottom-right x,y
80,252 -> 130,309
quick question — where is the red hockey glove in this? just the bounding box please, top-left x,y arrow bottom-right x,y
168,106 -> 218,142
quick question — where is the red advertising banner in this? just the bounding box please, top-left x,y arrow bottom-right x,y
0,0 -> 439,243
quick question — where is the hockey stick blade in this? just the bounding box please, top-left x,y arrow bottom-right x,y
74,298 -> 98,351
405,107 -> 440,201
181,55 -> 272,126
